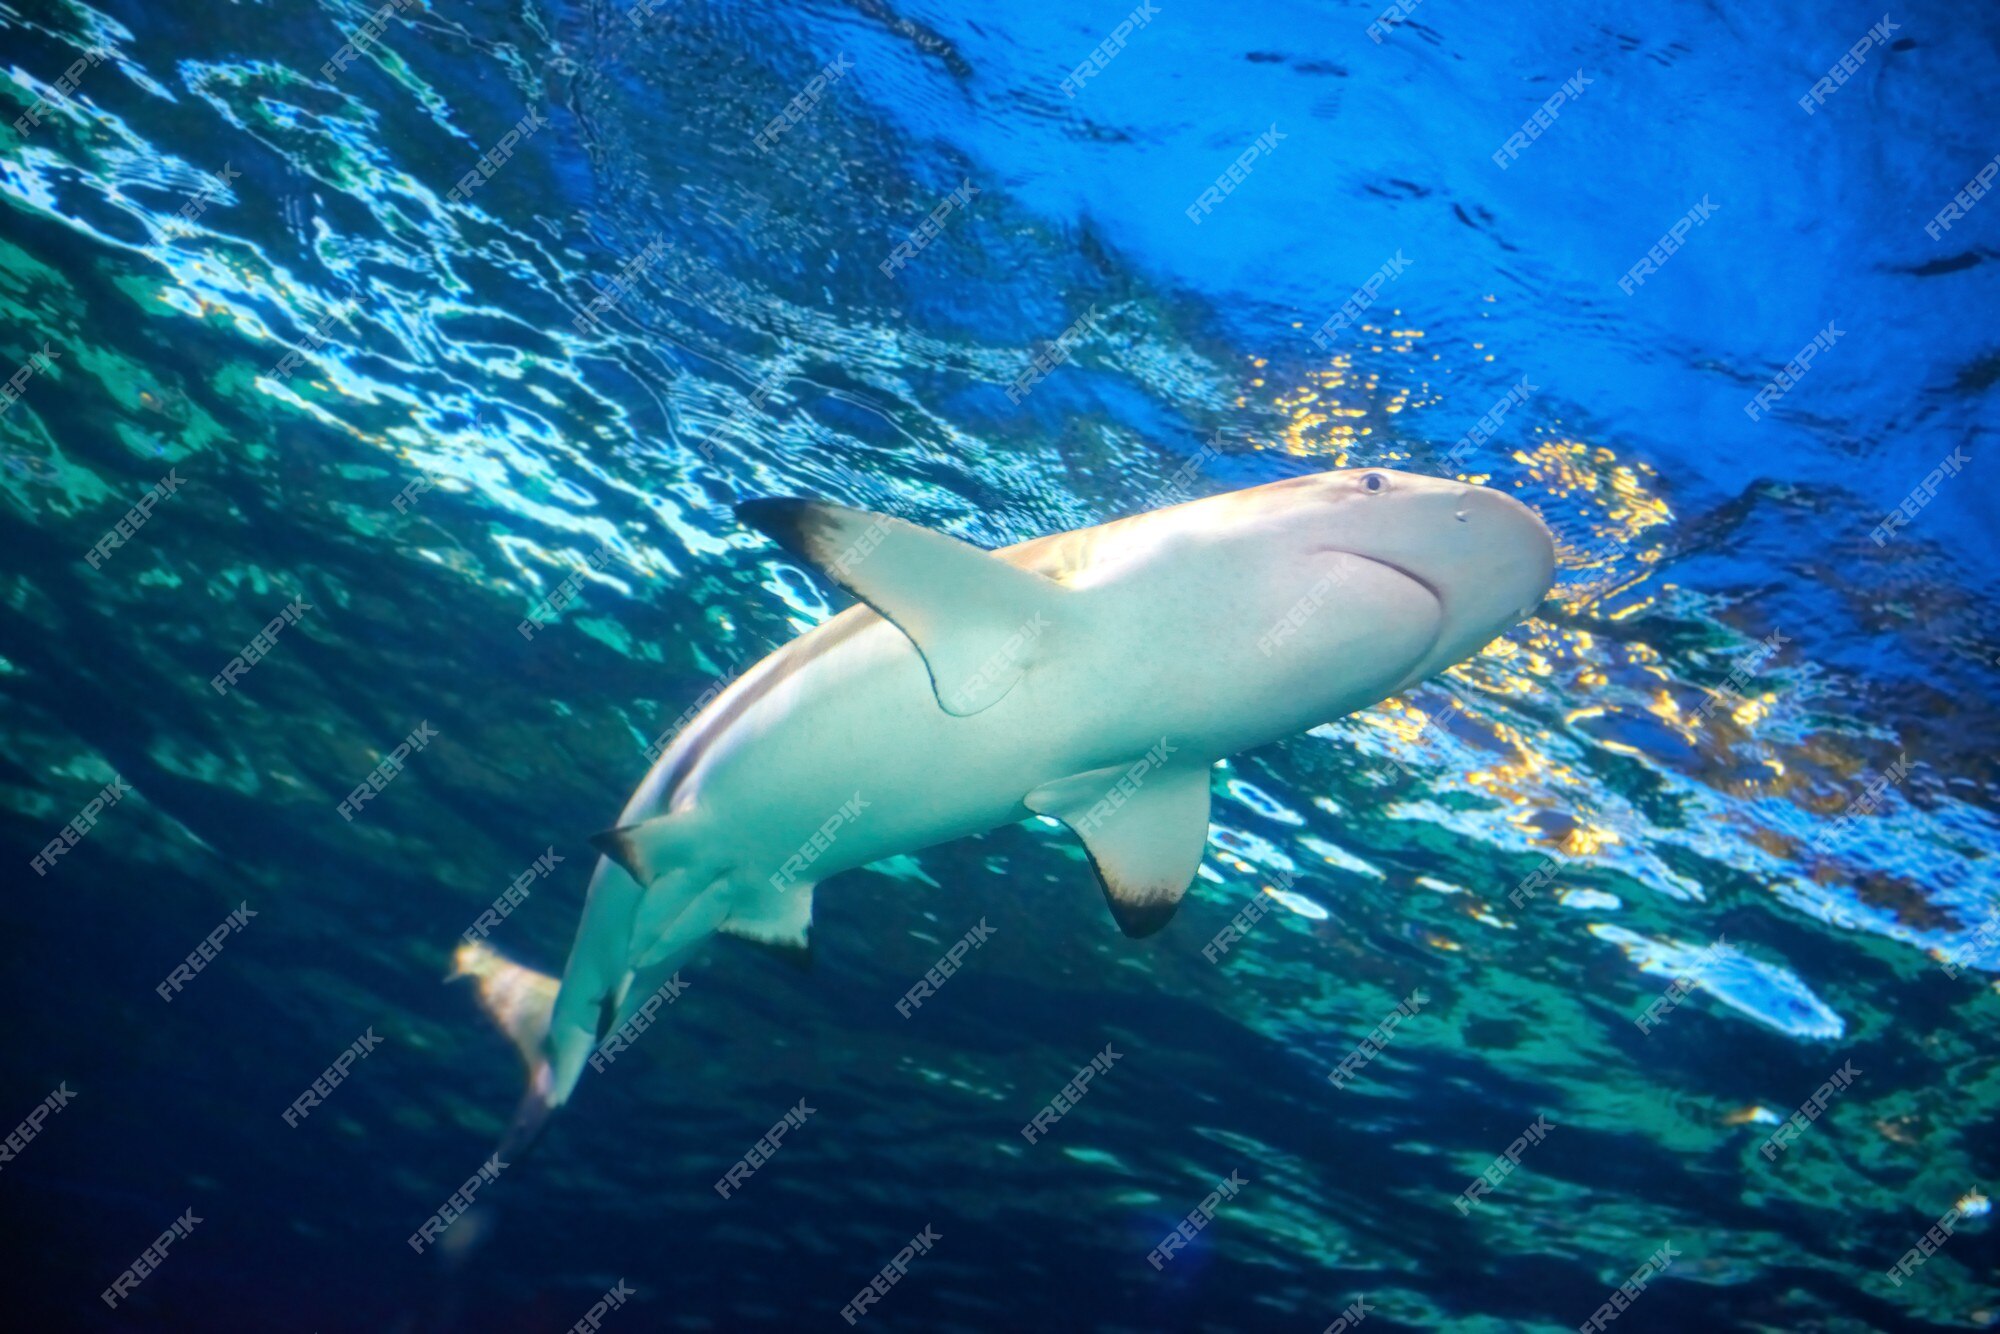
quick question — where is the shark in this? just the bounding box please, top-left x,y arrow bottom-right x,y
461,466 -> 1556,1147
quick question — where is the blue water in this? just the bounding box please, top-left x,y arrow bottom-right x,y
4,0 -> 1998,1329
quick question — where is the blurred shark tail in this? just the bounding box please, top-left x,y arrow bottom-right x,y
450,941 -> 563,1159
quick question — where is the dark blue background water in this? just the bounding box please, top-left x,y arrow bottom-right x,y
4,0 -> 1998,1329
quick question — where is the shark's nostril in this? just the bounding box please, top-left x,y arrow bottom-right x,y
1454,509 -> 1469,523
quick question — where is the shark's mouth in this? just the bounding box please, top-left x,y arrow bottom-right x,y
1325,549 -> 1446,613
1319,548 -> 1449,693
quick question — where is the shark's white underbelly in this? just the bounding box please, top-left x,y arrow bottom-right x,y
660,613 -> 1088,884
653,550 -> 1442,891
523,468 -> 1552,1121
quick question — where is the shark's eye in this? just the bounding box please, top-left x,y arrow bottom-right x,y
1361,473 -> 1386,493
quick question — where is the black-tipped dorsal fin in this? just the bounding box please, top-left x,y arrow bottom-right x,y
1025,745 -> 1212,938
737,497 -> 1070,717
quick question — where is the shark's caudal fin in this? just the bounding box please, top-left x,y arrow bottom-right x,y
736,497 -> 1073,716
451,942 -> 563,1157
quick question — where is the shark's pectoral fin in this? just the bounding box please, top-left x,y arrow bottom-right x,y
716,879 -> 815,968
737,496 -> 1070,716
1026,756 -> 1213,938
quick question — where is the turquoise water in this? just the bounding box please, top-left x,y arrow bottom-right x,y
4,0 -> 1998,1329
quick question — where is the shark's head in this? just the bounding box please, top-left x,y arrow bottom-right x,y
1302,467 -> 1556,688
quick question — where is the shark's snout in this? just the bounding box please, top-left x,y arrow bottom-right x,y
1328,472 -> 1554,691
1449,481 -> 1557,625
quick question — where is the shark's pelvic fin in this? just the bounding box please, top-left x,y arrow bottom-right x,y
589,823 -> 652,886
717,878 -> 815,967
589,810 -> 695,890
737,497 -> 1070,717
1026,758 -> 1213,938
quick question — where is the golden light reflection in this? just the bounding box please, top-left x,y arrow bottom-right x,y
1260,313 -> 1944,964
1264,327 -> 1697,840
